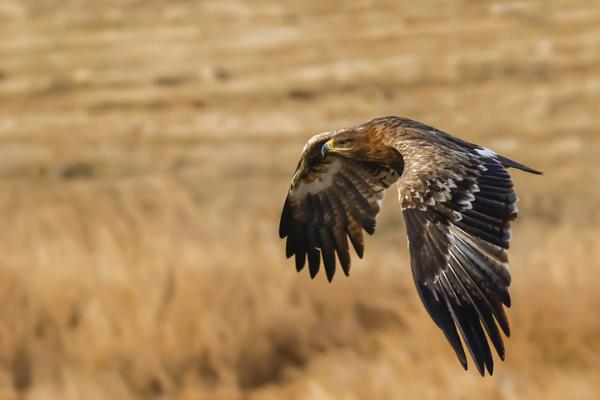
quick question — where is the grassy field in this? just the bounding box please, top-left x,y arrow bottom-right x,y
0,0 -> 599,399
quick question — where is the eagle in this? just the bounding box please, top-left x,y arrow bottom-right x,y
279,116 -> 541,376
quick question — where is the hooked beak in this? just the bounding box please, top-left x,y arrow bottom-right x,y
321,139 -> 334,158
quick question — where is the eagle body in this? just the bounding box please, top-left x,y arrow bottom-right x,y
279,116 -> 541,376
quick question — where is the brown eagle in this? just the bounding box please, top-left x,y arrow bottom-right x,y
279,116 -> 541,376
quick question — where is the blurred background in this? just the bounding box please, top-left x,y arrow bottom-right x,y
0,0 -> 599,399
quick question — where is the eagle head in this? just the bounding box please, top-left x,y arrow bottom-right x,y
321,128 -> 373,158
321,126 -> 401,169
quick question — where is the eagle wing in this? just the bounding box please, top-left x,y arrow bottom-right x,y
397,129 -> 520,376
279,133 -> 400,282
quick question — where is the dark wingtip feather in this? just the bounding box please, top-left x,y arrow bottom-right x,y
503,291 -> 512,308
322,242 -> 336,282
503,322 -> 511,338
279,195 -> 291,239
295,252 -> 306,272
335,245 -> 351,275
325,269 -> 335,283
354,244 -> 365,258
307,247 -> 320,279
285,240 -> 294,258
413,280 -> 468,371
346,226 -> 365,258
495,154 -> 543,175
336,246 -> 351,276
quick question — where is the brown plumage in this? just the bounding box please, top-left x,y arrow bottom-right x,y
279,116 -> 542,376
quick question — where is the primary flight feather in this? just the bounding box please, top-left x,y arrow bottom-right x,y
279,116 -> 542,376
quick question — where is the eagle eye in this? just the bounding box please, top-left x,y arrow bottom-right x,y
337,138 -> 353,148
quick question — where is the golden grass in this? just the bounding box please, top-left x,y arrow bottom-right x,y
0,0 -> 600,398
1,175 -> 599,400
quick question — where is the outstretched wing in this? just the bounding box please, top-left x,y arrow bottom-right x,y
399,137 -> 521,376
280,133 -> 400,282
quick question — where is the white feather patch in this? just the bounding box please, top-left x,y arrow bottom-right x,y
475,147 -> 497,158
293,158 -> 342,197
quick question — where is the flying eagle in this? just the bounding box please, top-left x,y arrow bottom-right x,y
279,116 -> 541,376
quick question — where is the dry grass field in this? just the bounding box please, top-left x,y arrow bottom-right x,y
0,0 -> 599,399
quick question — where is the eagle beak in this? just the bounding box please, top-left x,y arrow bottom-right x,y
321,140 -> 333,158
